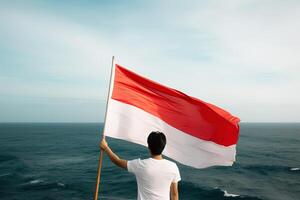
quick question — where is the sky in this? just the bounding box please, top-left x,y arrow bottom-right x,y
0,0 -> 299,122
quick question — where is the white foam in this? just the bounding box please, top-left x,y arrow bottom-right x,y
57,182 -> 65,187
224,190 -> 239,197
290,167 -> 299,171
30,179 -> 43,184
49,157 -> 87,165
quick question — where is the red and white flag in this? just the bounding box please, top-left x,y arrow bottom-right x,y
104,64 -> 240,168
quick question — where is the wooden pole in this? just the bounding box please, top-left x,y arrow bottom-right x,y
93,56 -> 115,200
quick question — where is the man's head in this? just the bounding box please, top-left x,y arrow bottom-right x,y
147,131 -> 166,155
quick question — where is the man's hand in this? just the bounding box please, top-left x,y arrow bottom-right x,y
99,138 -> 128,169
100,138 -> 108,151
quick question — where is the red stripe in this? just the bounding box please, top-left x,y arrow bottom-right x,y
111,64 -> 240,146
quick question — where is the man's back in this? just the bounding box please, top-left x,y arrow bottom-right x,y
128,158 -> 181,200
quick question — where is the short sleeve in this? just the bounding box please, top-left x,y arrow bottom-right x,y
172,164 -> 181,183
127,159 -> 140,174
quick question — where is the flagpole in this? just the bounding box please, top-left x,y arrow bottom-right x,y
93,56 -> 115,200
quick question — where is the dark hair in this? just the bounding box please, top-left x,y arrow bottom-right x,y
147,131 -> 166,155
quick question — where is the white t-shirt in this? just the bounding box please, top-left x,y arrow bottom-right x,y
127,158 -> 181,200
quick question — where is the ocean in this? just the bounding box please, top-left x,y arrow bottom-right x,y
0,123 -> 299,200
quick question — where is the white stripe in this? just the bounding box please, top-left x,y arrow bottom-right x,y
104,99 -> 236,168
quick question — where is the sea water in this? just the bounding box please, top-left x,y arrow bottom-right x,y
0,123 -> 299,200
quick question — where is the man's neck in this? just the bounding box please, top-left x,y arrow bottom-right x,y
151,154 -> 163,160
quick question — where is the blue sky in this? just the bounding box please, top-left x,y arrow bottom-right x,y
0,0 -> 299,122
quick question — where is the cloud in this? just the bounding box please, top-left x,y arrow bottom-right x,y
182,0 -> 300,71
0,0 -> 299,122
0,6 -> 112,81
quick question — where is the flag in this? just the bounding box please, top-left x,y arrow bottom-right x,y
104,64 -> 240,168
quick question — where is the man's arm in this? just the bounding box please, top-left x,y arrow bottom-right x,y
170,182 -> 179,200
100,138 -> 128,169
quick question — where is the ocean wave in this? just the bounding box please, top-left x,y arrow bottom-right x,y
180,181 -> 262,200
0,173 -> 11,177
241,164 -> 294,175
290,167 -> 299,171
57,182 -> 65,187
29,179 -> 44,184
223,190 -> 240,197
0,155 -> 18,162
21,179 -> 66,191
0,154 -> 30,175
48,157 -> 87,165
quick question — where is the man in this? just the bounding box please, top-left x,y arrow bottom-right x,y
100,131 -> 181,200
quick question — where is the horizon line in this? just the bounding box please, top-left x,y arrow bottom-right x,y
1,121 -> 300,124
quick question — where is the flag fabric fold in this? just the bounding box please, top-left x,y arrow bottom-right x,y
104,64 -> 240,168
